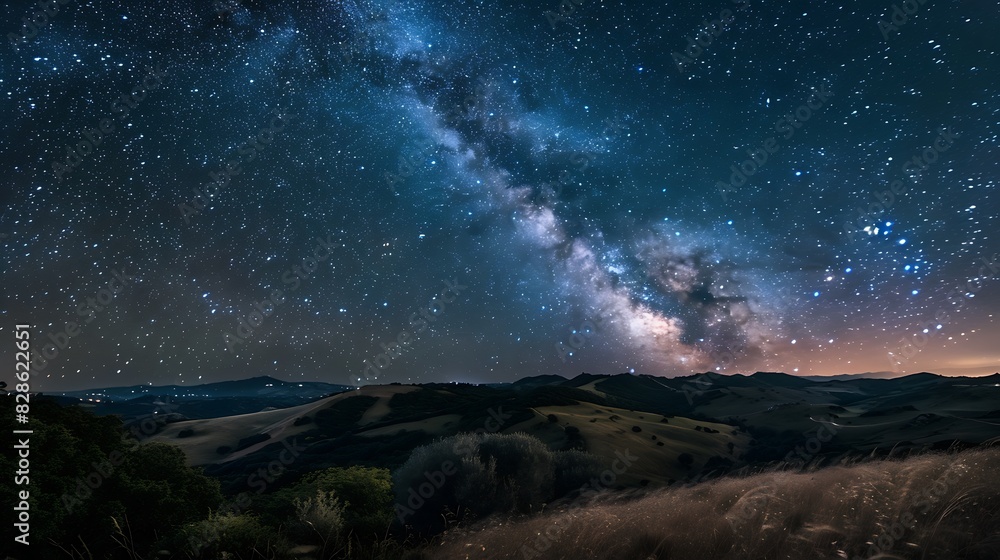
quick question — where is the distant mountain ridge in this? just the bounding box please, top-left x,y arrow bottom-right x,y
55,375 -> 351,402
48,375 -> 353,421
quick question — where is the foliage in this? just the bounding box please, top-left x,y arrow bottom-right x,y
0,396 -> 222,559
293,489 -> 346,554
256,466 -> 394,542
392,432 -> 604,535
174,512 -> 290,560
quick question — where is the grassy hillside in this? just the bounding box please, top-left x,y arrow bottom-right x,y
149,373 -> 1000,496
431,447 -> 1000,560
506,403 -> 750,486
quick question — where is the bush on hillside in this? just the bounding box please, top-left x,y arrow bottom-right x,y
256,465 -> 394,542
393,432 -> 604,535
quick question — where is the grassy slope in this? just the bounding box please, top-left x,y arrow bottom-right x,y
148,385 -> 417,465
431,447 -> 1000,560
507,403 -> 750,486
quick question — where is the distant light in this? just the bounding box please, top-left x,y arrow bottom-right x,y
791,339 -> 797,344
845,267 -> 852,273
813,291 -> 820,297
898,239 -> 907,245
886,221 -> 892,227
912,290 -> 919,295
795,171 -> 802,176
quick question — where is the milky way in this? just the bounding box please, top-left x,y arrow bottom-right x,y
1,0 -> 998,391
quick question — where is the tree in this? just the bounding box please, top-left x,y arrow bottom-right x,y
678,452 -> 695,468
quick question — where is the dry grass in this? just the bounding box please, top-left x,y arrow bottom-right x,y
504,403 -> 749,487
428,447 -> 1000,560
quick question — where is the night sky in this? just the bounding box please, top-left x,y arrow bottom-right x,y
1,0 -> 998,392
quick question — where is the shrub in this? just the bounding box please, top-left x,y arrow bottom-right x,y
257,466 -> 394,542
293,415 -> 312,426
547,414 -> 559,423
552,449 -> 604,496
632,426 -> 642,432
393,432 -> 603,535
678,453 -> 694,467
293,489 -> 346,554
177,427 -> 194,438
175,512 -> 289,560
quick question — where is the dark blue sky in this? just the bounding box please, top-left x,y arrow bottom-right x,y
1,0 -> 997,391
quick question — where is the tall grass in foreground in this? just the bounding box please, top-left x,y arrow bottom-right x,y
428,447 -> 1000,560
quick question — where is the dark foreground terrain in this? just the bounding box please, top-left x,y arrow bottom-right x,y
4,371 -> 999,559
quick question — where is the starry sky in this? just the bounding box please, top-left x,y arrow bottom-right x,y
1,0 -> 998,392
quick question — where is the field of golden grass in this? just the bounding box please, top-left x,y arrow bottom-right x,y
429,447 -> 1000,560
